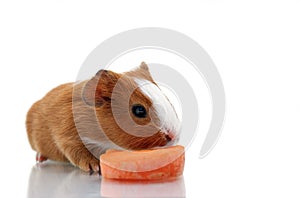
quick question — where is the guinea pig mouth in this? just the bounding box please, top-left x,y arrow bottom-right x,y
161,129 -> 176,141
157,132 -> 177,147
164,134 -> 179,147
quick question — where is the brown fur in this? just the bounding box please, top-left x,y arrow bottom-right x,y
26,63 -> 170,172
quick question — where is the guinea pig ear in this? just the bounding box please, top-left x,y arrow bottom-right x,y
139,61 -> 149,71
82,70 -> 118,107
136,62 -> 156,82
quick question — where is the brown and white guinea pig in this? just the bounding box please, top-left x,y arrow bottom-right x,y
26,62 -> 180,173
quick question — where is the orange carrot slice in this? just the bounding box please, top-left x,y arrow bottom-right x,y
100,145 -> 185,180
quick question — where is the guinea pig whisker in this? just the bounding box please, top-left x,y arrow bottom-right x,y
149,137 -> 160,148
128,138 -> 146,147
128,138 -> 152,149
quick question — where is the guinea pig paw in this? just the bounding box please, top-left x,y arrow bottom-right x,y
78,157 -> 100,175
88,163 -> 101,176
35,153 -> 48,163
89,160 -> 101,176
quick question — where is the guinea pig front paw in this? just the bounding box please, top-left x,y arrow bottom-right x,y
77,157 -> 100,175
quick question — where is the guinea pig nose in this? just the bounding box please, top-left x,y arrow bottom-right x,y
165,130 -> 176,141
165,134 -> 172,142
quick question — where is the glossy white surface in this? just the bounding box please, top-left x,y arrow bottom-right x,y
27,161 -> 185,198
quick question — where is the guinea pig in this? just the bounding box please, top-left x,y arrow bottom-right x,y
26,62 -> 180,173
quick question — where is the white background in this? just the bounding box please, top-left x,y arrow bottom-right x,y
1,0 -> 300,197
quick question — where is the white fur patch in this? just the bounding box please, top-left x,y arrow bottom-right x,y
134,79 -> 181,138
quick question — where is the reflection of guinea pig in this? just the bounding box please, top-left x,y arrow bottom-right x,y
27,161 -> 100,198
26,62 -> 180,172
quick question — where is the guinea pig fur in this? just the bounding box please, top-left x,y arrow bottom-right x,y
26,62 -> 180,172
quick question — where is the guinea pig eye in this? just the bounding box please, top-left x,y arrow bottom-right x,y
132,104 -> 147,118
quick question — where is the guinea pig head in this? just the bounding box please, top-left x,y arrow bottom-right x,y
82,62 -> 180,150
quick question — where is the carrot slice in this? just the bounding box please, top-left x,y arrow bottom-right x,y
100,145 -> 185,180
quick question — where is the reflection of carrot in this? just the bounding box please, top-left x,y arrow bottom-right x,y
101,176 -> 186,197
100,145 -> 185,180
